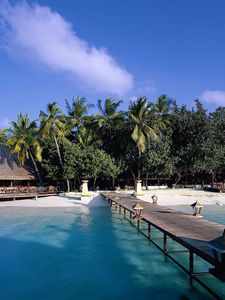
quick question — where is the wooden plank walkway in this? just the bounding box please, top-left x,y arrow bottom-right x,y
103,192 -> 225,267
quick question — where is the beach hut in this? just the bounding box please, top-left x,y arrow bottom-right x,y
0,147 -> 36,187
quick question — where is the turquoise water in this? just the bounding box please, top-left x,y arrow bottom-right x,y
167,204 -> 225,225
0,206 -> 223,300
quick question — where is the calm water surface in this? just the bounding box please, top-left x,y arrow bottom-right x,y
0,205 -> 224,300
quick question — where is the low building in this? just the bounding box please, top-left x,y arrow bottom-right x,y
0,147 -> 36,186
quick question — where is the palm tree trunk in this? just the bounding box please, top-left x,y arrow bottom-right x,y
112,176 -> 115,190
210,169 -> 215,185
93,177 -> 96,190
130,168 -> 136,187
138,150 -> 141,180
28,150 -> 43,186
145,172 -> 149,190
53,133 -> 70,192
53,133 -> 63,166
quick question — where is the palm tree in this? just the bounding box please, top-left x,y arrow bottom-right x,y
95,98 -> 125,152
153,95 -> 172,130
76,125 -> 101,148
129,97 -> 159,180
40,102 -> 70,191
65,96 -> 94,143
96,98 -> 124,131
7,113 -> 43,185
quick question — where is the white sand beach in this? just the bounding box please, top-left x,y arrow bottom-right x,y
0,188 -> 225,208
0,193 -> 108,208
138,188 -> 225,206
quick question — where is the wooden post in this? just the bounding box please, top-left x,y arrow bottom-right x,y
148,223 -> 151,239
123,207 -> 126,216
119,205 -> 121,214
137,220 -> 140,229
163,233 -> 167,253
189,250 -> 194,284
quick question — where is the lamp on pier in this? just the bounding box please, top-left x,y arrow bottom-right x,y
132,192 -> 137,198
151,194 -> 158,205
112,195 -> 120,206
133,202 -> 144,220
191,200 -> 203,217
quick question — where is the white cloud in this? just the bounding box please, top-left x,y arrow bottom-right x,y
200,90 -> 225,106
0,118 -> 10,128
0,1 -> 133,95
136,80 -> 156,96
128,80 -> 157,101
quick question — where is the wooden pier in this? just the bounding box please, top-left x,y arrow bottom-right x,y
0,192 -> 58,201
102,192 -> 225,300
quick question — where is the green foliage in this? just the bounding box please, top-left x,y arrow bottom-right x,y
40,102 -> 69,140
63,143 -> 121,180
95,98 -> 125,155
41,139 -> 64,181
7,113 -> 42,165
6,113 -> 43,184
197,107 -> 225,181
128,96 -> 171,179
6,95 -> 225,187
170,100 -> 209,182
129,97 -> 158,154
65,97 -> 95,144
142,134 -> 175,177
0,129 -> 8,146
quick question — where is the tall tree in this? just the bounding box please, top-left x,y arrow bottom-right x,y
65,96 -> 94,142
40,102 -> 70,191
170,100 -> 209,185
7,113 -> 43,185
128,97 -> 159,180
63,144 -> 122,189
198,107 -> 225,183
95,98 -> 125,153
153,95 -> 172,130
142,132 -> 175,188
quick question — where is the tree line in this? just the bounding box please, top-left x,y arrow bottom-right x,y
0,96 -> 225,191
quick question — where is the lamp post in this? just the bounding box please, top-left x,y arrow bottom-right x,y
151,194 -> 158,204
191,200 -> 203,217
112,195 -> 120,207
133,202 -> 144,220
133,192 -> 137,198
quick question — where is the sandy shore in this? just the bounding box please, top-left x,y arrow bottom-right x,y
0,188 -> 225,207
0,193 -> 108,208
138,188 -> 225,206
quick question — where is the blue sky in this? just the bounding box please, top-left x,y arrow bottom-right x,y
0,0 -> 225,127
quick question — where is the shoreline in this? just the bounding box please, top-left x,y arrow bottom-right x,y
0,194 -> 108,208
0,188 -> 225,208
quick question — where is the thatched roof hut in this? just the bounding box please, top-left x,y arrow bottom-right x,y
0,147 -> 35,181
